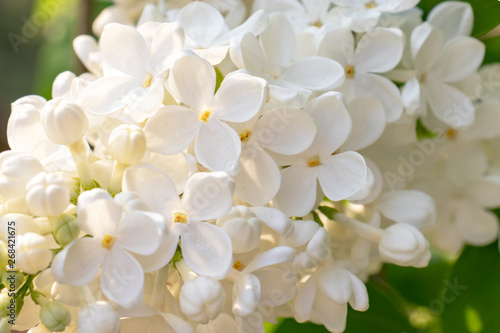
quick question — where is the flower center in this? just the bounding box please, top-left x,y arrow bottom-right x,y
307,156 -> 320,167
142,74 -> 153,88
174,212 -> 188,223
233,260 -> 245,271
446,129 -> 456,139
239,130 -> 251,143
419,73 -> 426,83
345,65 -> 355,79
365,2 -> 377,9
200,110 -> 211,122
101,234 -> 116,249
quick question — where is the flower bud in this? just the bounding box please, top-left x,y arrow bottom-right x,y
107,125 -> 146,165
52,214 -> 80,246
26,172 -> 70,217
179,276 -> 226,324
2,271 -> 24,290
217,206 -> 261,253
41,98 -> 89,146
232,273 -> 260,317
40,301 -> 71,332
17,233 -> 52,274
0,317 -> 12,333
78,301 -> 120,333
0,293 -> 11,317
379,223 -> 431,268
0,151 -> 43,199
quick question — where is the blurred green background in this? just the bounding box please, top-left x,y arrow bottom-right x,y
1,1 -> 500,332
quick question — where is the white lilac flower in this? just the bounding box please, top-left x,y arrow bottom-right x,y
53,189 -> 162,304
83,22 -> 185,122
318,27 -> 405,122
401,22 -> 484,128
230,13 -> 345,106
274,93 -> 367,217
145,53 -> 268,172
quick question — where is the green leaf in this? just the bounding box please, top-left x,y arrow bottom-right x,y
416,118 -> 437,141
440,243 -> 500,333
417,0 -> 500,38
483,35 -> 500,65
317,206 -> 339,220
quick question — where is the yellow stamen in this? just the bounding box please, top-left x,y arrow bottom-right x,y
345,65 -> 355,79
142,74 -> 153,88
365,2 -> 377,9
101,234 -> 116,249
307,157 -> 320,167
174,212 -> 188,223
313,21 -> 322,28
233,261 -> 245,271
446,129 -> 456,139
239,130 -> 251,143
419,73 -> 426,83
200,110 -> 211,122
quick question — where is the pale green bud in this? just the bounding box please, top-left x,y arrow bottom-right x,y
52,214 -> 79,246
40,302 -> 71,332
2,271 -> 24,291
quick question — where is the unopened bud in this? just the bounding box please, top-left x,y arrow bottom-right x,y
107,125 -> 146,165
217,206 -> 261,253
41,99 -> 89,146
52,214 -> 79,246
17,233 -> 52,274
0,151 -> 43,199
379,223 -> 430,268
78,301 -> 120,333
26,172 -> 70,217
179,276 -> 226,324
40,301 -> 71,332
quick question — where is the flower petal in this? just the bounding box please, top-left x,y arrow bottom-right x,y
182,172 -> 233,221
145,106 -> 200,155
211,73 -> 267,122
353,27 -> 403,73
234,146 -> 281,206
427,1 -> 473,41
177,1 -> 225,47
181,222 -> 232,278
115,211 -> 162,255
168,54 -> 215,111
61,238 -> 104,286
230,33 -> 268,75
77,192 -> 122,238
456,203 -> 499,246
318,28 -> 354,67
411,23 -> 443,73
377,190 -> 437,228
294,275 -> 317,322
423,77 -> 474,128
318,152 -> 367,201
255,107 -> 317,155
195,119 -> 241,171
341,97 -> 386,151
243,246 -> 295,273
123,165 -> 180,217
100,23 -> 148,78
461,100 -> 500,140
304,93 -> 352,156
432,36 -> 485,83
101,247 -> 144,304
260,13 -> 295,68
249,206 -> 294,237
352,73 -> 403,122
282,56 -> 345,91
274,164 -> 318,217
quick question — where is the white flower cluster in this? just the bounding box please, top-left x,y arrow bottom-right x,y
1,0 -> 497,332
